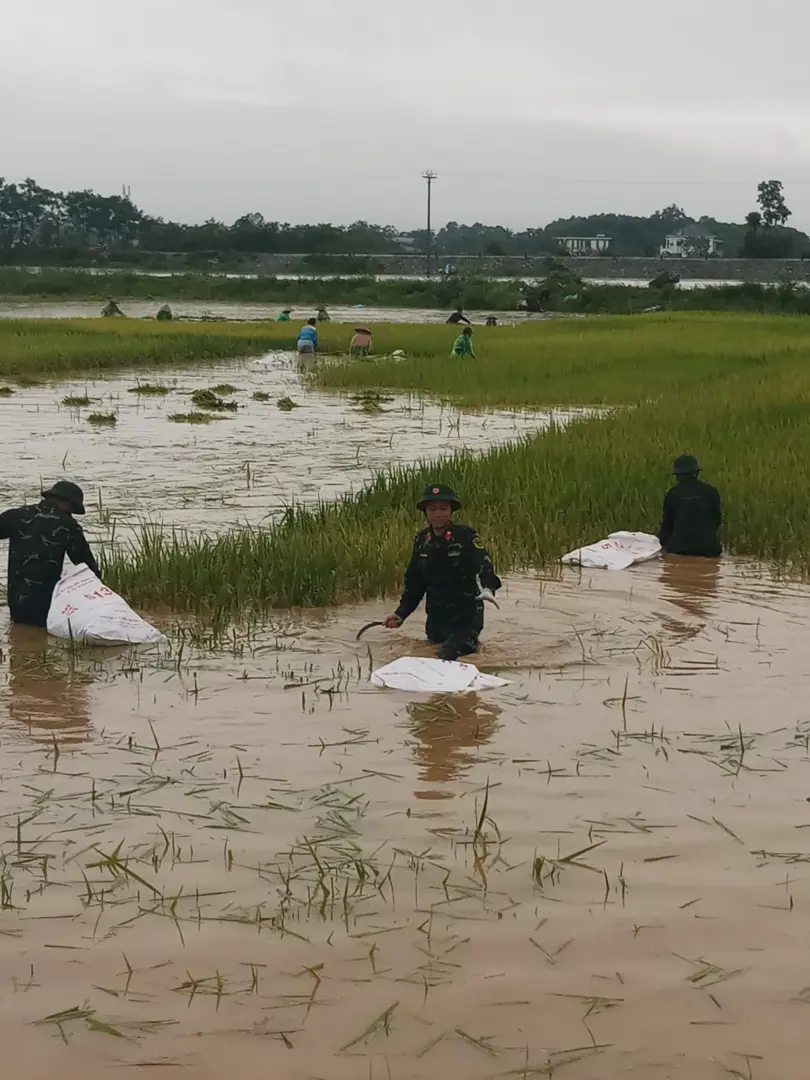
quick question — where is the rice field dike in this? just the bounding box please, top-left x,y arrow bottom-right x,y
98,312 -> 810,614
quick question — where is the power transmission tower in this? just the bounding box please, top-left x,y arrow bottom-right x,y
422,170 -> 437,276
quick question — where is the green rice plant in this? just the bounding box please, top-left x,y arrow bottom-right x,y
168,411 -> 224,425
252,390 -> 270,401
62,394 -> 91,406
87,412 -> 117,426
277,396 -> 300,411
104,313 -> 810,614
0,318 -> 300,380
0,385 -> 15,396
209,383 -> 238,395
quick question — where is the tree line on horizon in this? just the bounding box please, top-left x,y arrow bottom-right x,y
0,176 -> 806,262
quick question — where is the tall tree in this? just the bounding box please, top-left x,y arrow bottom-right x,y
756,181 -> 791,228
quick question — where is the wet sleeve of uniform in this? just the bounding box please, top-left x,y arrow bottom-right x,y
394,536 -> 426,621
66,521 -> 101,578
0,509 -> 13,540
658,491 -> 675,546
468,531 -> 502,591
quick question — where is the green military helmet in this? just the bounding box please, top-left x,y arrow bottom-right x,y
41,480 -> 86,514
672,454 -> 700,476
417,483 -> 462,511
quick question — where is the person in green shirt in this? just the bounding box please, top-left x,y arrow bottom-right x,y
451,325 -> 475,357
277,308 -> 293,322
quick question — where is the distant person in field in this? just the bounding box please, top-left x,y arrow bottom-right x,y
485,315 -> 498,327
277,308 -> 293,322
451,325 -> 475,358
0,482 -> 100,628
446,307 -> 471,325
297,318 -> 319,355
658,455 -> 722,557
350,326 -> 372,357
317,307 -> 331,323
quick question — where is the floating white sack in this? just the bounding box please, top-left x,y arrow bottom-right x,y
561,531 -> 661,571
47,564 -> 167,646
371,656 -> 510,693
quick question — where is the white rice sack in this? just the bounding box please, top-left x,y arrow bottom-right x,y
47,564 -> 167,646
561,531 -> 662,571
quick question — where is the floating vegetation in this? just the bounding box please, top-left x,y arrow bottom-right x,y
209,383 -> 239,395
127,382 -> 171,395
62,394 -> 91,407
0,385 -> 15,396
191,388 -> 238,412
349,389 -> 395,414
87,411 -> 118,426
277,396 -> 300,411
168,411 -> 224,425
252,390 -> 271,402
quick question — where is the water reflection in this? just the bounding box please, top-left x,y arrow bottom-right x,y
407,691 -> 502,799
2,625 -> 93,742
658,556 -> 721,641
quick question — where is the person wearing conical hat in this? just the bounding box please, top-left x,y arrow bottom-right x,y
0,481 -> 100,627
658,455 -> 722,557
383,483 -> 501,661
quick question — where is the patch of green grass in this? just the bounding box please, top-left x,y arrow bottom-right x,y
62,394 -> 91,407
252,390 -> 270,401
277,396 -> 300,411
87,412 -> 117,426
209,383 -> 239,395
0,385 -> 15,396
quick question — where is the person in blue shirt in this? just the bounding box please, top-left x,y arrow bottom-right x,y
297,318 -> 319,355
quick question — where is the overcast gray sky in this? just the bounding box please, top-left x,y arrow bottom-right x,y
3,0 -> 810,229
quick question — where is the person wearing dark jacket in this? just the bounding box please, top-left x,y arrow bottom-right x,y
658,455 -> 722,557
0,481 -> 100,627
384,483 -> 501,660
446,308 -> 471,325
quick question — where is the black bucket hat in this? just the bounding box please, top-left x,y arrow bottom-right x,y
417,483 -> 461,511
42,480 -> 86,514
672,454 -> 700,476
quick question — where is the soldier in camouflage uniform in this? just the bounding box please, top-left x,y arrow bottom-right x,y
384,483 -> 502,661
0,481 -> 100,628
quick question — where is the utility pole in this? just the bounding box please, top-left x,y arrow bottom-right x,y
422,170 -> 437,277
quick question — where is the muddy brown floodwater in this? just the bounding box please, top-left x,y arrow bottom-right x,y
1,556 -> 810,1079
0,301 -> 552,323
0,353 -> 582,552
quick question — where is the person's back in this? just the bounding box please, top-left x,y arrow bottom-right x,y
0,485 -> 99,626
297,321 -> 319,353
659,456 -> 722,557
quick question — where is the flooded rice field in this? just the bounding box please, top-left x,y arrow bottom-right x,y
0,301 -> 546,324
1,557 -> 809,1078
0,352 -> 575,548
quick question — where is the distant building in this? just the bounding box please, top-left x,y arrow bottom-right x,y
558,234 -> 612,256
661,230 -> 723,258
